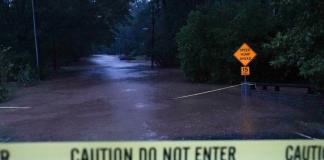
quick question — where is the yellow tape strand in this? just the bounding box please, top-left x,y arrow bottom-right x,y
0,140 -> 323,160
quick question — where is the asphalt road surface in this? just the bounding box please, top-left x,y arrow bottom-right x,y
0,55 -> 323,141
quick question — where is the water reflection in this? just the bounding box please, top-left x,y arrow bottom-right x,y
0,54 -> 323,141
240,95 -> 254,136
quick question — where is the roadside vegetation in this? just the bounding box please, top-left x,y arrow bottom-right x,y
0,0 -> 131,102
114,0 -> 323,91
0,45 -> 37,102
0,0 -> 323,102
177,0 -> 324,89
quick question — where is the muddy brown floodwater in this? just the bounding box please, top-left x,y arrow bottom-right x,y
0,55 -> 323,141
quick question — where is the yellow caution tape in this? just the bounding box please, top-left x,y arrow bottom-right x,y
0,140 -> 323,160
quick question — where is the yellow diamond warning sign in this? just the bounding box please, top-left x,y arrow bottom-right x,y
234,43 -> 257,66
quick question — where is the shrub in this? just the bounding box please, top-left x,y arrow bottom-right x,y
176,11 -> 211,82
177,1 -> 275,83
0,85 -> 9,102
0,45 -> 38,102
16,64 -> 38,86
264,0 -> 324,91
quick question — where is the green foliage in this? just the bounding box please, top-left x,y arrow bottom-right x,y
0,0 -> 131,76
153,0 -> 213,67
0,46 -> 11,102
112,0 -> 150,56
177,1 -> 277,83
0,85 -> 9,102
265,0 -> 324,91
115,0 -> 212,67
0,0 -> 131,102
0,45 -> 37,85
16,64 -> 38,86
176,11 -> 215,82
0,46 -> 14,83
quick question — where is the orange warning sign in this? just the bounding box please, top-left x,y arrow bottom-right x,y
234,43 -> 257,66
241,66 -> 250,76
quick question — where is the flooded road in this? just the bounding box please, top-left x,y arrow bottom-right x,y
0,55 -> 323,141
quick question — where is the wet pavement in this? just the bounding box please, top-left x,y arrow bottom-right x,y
0,55 -> 323,142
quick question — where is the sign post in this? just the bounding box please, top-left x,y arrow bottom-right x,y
241,66 -> 250,95
234,43 -> 257,96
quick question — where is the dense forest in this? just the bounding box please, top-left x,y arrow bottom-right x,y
114,0 -> 323,89
0,0 -> 131,100
0,0 -> 323,101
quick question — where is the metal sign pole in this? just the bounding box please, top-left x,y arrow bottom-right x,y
32,0 -> 39,71
244,75 -> 247,96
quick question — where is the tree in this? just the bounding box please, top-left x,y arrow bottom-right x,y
112,0 -> 150,57
113,0 -> 212,67
0,0 -> 132,76
177,0 -> 279,83
152,0 -> 212,67
265,0 -> 324,91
